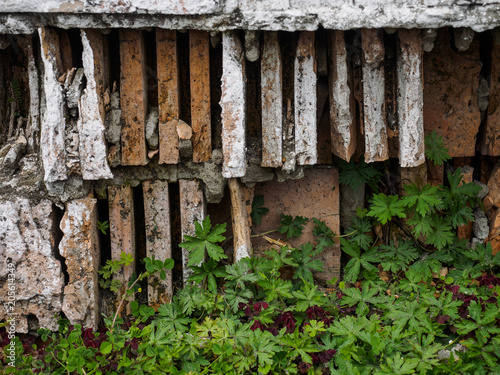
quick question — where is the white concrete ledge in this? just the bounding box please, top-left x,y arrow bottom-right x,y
1,1 -> 500,33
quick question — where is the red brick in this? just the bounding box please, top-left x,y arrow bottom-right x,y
481,41 -> 500,156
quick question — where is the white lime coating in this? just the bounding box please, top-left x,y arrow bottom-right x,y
79,30 -> 113,180
221,31 -> 247,178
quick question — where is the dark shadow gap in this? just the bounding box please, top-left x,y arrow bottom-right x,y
168,182 -> 183,291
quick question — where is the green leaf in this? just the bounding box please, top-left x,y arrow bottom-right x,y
425,130 -> 451,166
341,238 -> 378,283
347,217 -> 373,250
100,341 -> 112,355
402,183 -> 441,216
425,217 -> 454,250
164,258 -> 175,270
179,216 -> 227,267
339,156 -> 381,191
279,215 -> 308,238
251,195 -> 269,226
367,194 -> 406,225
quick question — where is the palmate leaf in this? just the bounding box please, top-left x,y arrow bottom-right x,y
402,183 -> 441,216
279,215 -> 308,238
425,130 -> 451,166
378,241 -> 419,273
341,238 -> 378,283
179,216 -> 227,267
425,217 -> 454,250
251,195 -> 269,226
407,213 -> 433,238
367,194 -> 406,225
347,217 -> 373,250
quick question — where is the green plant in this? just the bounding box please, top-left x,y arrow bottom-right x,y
338,156 -> 381,191
425,130 -> 451,166
97,220 -> 110,235
251,195 -> 269,225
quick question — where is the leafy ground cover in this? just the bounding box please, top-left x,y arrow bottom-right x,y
2,132 -> 500,374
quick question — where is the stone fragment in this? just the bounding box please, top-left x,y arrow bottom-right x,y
143,180 -> 173,307
179,138 -> 193,159
180,179 -> 206,283
328,30 -> 355,162
423,29 -> 481,157
177,119 -> 193,140
474,180 -> 489,200
221,31 -> 246,178
473,209 -> 489,240
486,162 -> 500,208
244,30 -> 260,62
397,29 -> 424,168
294,31 -> 317,165
66,68 -> 84,109
478,77 -> 489,113
39,27 -> 68,183
60,197 -> 100,330
362,29 -> 389,163
106,109 -> 122,144
261,31 -> 282,168
157,29 -> 180,164
241,158 -> 274,189
252,168 -> 341,281
229,178 -> 252,261
454,28 -> 475,52
119,29 -> 148,166
145,108 -> 159,150
0,134 -> 26,176
108,144 -> 121,167
488,208 -> 500,255
108,185 -> 136,314
481,41 -> 500,156
0,199 -> 63,333
79,29 -> 113,180
190,30 -> 211,162
423,29 -> 437,52
212,149 -> 223,165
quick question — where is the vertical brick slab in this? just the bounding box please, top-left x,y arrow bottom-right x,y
397,29 -> 425,168
229,178 -> 252,261
252,169 -> 341,281
261,31 -> 283,168
38,27 -> 68,182
190,30 -> 211,162
179,179 -> 206,284
487,162 -> 500,208
423,29 -> 481,157
362,29 -> 389,163
108,185 -> 136,314
59,30 -> 73,73
294,31 -> 317,165
221,31 -> 247,178
119,29 -> 148,166
328,30 -> 356,162
157,29 -> 180,164
488,209 -> 500,256
79,30 -> 113,180
60,197 -> 101,330
143,180 -> 173,307
481,40 -> 500,156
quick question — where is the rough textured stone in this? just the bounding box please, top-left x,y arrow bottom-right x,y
487,162 -> 500,208
422,29 -> 438,52
221,31 -> 247,178
328,30 -> 355,162
295,31 -> 317,166
39,27 -> 68,183
397,29 -> 425,168
79,29 -> 113,180
244,30 -> 260,62
261,31 -> 282,168
454,27 -> 475,52
362,29 -> 388,163
66,68 -> 84,109
180,179 -> 206,283
229,178 -> 252,261
423,29 -> 481,157
190,30 -> 211,163
488,208 -> 500,255
475,180 -> 489,200
108,185 -> 136,314
2,1 -> 500,33
0,199 -> 63,333
157,29 -> 180,164
481,40 -> 500,156
473,209 -> 489,240
241,158 -> 275,188
60,197 -> 100,330
145,108 -> 159,150
143,180 -> 173,308
252,168 -> 341,281
0,134 -> 27,177
119,29 -> 148,166
177,119 -> 192,140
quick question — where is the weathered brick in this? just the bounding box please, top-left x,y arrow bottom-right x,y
60,197 -> 100,330
295,31 -> 317,165
119,29 -> 148,166
190,30 -> 211,162
427,162 -> 444,186
39,27 -> 68,182
400,163 -> 427,191
157,29 -> 180,164
487,162 -> 500,208
229,178 -> 252,261
481,40 -> 500,156
179,179 -> 206,284
252,168 -> 341,281
261,31 -> 282,168
397,29 -> 425,167
108,185 -> 136,314
488,208 -> 500,255
221,31 -> 246,178
423,29 -> 481,157
143,180 -> 172,308
328,30 -> 356,162
59,30 -> 73,73
362,29 -> 388,163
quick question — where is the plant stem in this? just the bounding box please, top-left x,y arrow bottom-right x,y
111,273 -> 144,329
